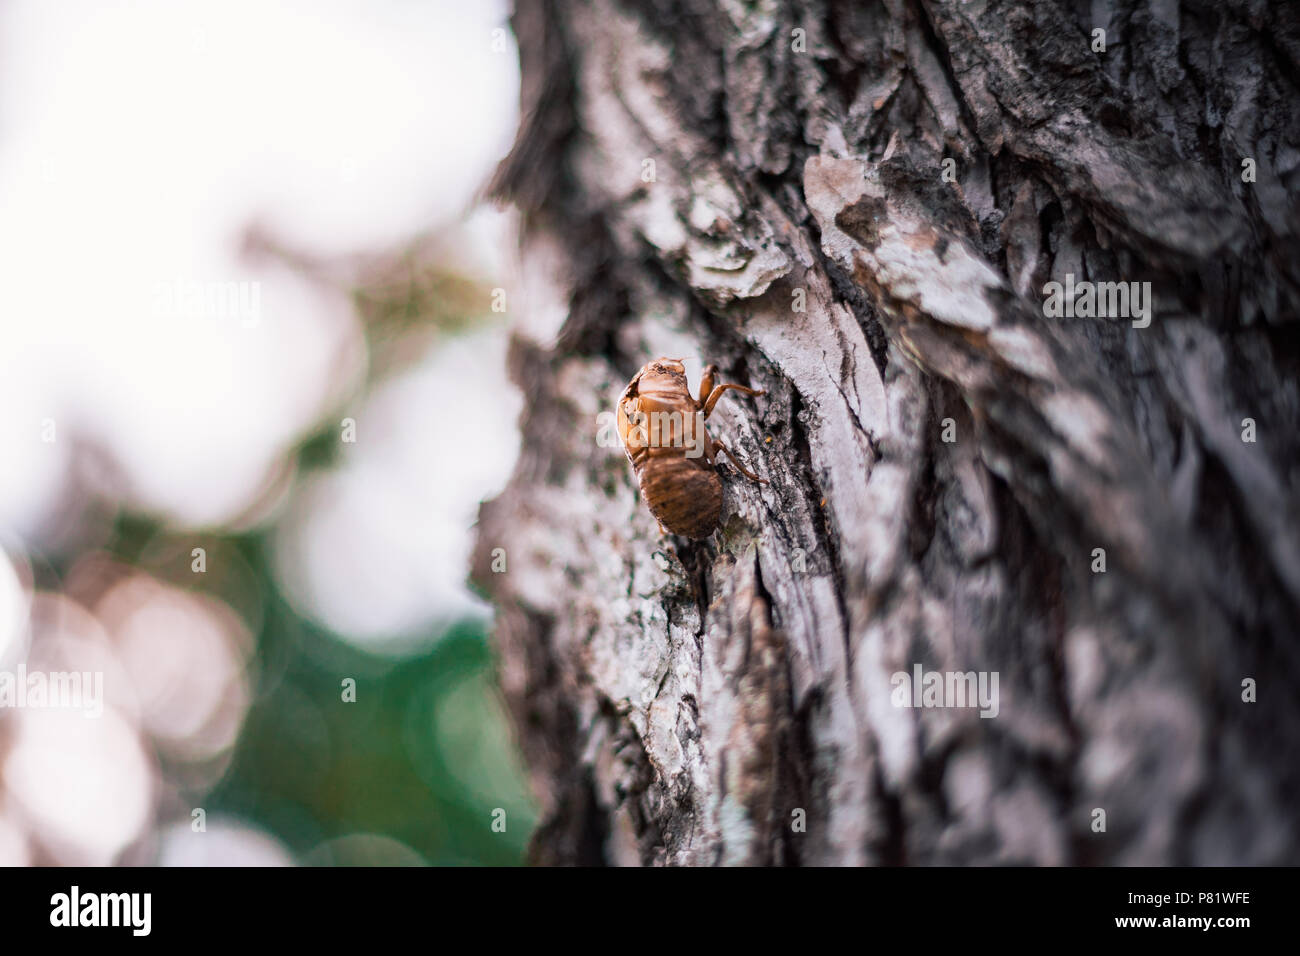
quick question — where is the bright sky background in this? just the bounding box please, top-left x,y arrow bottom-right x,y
0,0 -> 525,865
0,0 -> 522,644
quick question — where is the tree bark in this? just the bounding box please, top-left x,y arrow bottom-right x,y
472,0 -> 1300,865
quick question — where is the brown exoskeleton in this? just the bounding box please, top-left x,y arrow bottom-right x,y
616,358 -> 766,538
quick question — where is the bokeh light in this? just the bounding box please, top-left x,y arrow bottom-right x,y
0,0 -> 536,866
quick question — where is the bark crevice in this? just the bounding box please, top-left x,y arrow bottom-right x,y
475,0 -> 1300,865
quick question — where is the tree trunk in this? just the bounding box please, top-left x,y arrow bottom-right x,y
472,0 -> 1300,866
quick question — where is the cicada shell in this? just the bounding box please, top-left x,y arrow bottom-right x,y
616,357 -> 766,538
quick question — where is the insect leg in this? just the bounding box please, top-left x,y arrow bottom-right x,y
702,382 -> 765,418
696,364 -> 718,408
712,438 -> 767,484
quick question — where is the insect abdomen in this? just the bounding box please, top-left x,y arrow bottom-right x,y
637,454 -> 722,538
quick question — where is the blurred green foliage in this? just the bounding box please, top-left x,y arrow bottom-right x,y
102,515 -> 536,866
95,235 -> 538,865
216,602 -> 537,867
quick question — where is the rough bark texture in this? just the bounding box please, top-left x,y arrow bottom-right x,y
472,0 -> 1300,865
